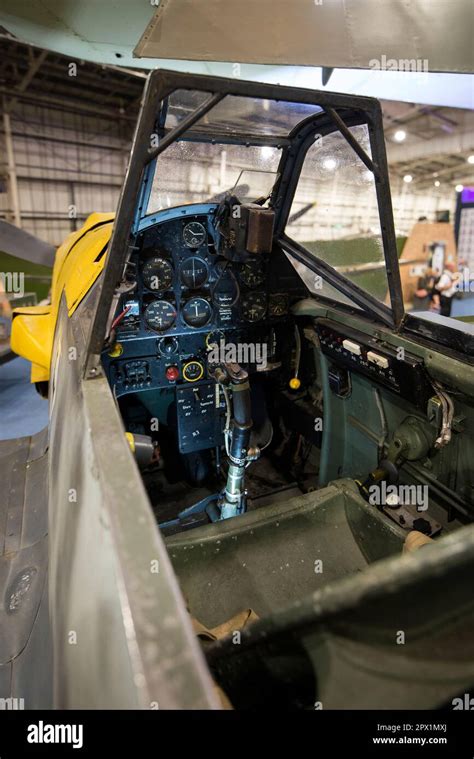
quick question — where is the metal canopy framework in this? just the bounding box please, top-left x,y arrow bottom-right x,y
84,69 -> 404,376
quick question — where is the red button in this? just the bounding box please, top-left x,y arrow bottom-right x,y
165,366 -> 179,381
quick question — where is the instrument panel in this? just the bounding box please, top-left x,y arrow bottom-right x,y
102,209 -> 307,404
122,216 -> 290,336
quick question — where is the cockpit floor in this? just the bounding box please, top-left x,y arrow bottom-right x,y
146,451 -> 303,525
166,482 -> 402,629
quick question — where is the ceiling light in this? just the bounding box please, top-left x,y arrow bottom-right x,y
393,129 -> 407,143
455,184 -> 464,192
403,174 -> 413,183
322,157 -> 337,171
260,146 -> 273,159
467,155 -> 474,164
434,180 -> 440,187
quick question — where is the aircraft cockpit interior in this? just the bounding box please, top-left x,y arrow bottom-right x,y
96,76 -> 474,708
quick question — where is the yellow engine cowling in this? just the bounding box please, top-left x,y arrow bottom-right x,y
11,213 -> 114,383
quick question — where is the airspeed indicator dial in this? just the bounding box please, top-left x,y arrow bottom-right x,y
142,257 -> 173,291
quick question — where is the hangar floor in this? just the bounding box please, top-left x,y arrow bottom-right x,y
0,358 -> 48,440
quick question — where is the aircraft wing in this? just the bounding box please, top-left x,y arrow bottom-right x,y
0,220 -> 56,268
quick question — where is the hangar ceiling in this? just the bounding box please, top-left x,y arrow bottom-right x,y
1,36 -> 473,191
0,35 -> 145,124
383,100 -> 474,189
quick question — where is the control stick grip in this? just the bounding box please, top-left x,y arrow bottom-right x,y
231,381 -> 252,429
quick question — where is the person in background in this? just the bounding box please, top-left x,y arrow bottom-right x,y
413,267 -> 439,311
435,262 -> 460,317
457,258 -> 470,295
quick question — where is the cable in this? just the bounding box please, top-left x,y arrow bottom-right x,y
111,304 -> 131,330
289,323 -> 302,389
432,380 -> 454,448
294,324 -> 301,376
259,423 -> 274,452
219,383 -> 232,456
374,388 -> 388,457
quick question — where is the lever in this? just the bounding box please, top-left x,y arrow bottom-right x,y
209,359 -> 255,519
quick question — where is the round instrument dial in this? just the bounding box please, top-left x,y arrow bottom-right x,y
212,262 -> 239,306
240,259 -> 265,288
205,329 -> 225,350
142,257 -> 173,291
268,293 -> 289,317
183,221 -> 207,248
183,360 -> 204,382
182,297 -> 212,328
158,336 -> 179,356
241,292 -> 267,323
180,256 -> 209,289
144,300 -> 177,331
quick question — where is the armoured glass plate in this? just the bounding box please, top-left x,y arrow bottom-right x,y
147,141 -> 281,214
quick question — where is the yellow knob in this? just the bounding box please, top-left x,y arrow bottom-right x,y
108,342 -> 123,358
289,377 -> 301,390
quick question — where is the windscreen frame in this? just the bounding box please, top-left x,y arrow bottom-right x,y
84,69 -> 403,377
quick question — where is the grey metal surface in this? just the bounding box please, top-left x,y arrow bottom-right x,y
135,0 -> 474,74
1,541 -> 47,662
11,577 -> 52,709
0,429 -> 51,708
47,297 -> 218,709
28,426 -> 48,462
0,663 -> 11,699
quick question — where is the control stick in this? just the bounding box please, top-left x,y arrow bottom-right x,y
211,361 -> 256,519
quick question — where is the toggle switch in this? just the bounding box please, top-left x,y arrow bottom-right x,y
367,351 -> 389,369
342,339 -> 361,356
